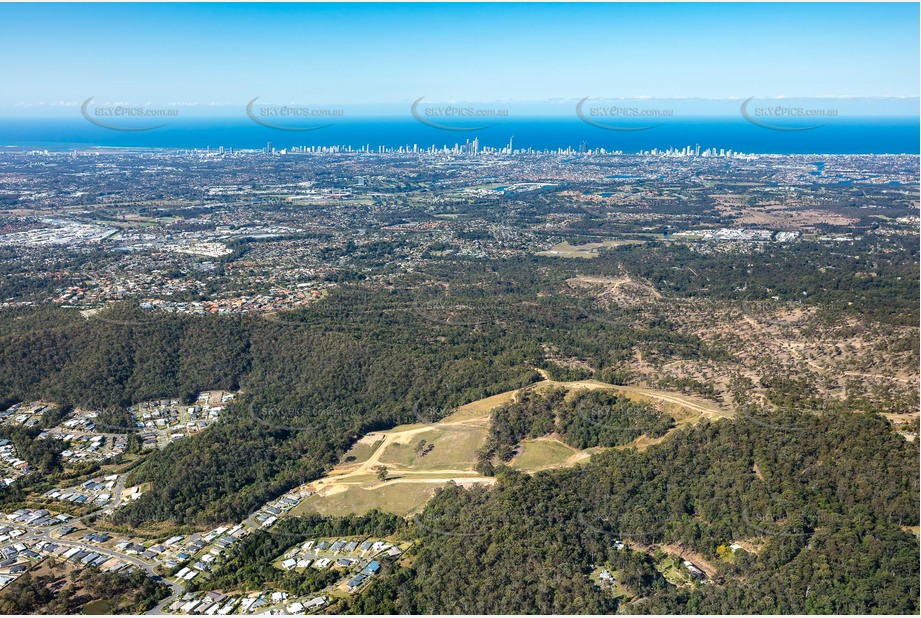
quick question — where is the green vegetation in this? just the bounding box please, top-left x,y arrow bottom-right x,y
341,438 -> 384,464
0,233 -> 917,614
479,387 -> 674,465
479,389 -> 568,462
557,389 -> 674,448
96,405 -> 137,433
203,511 -> 402,595
348,411 -> 918,614
379,428 -> 483,469
295,483 -> 439,518
510,438 -> 578,470
0,424 -> 65,474
599,238 -> 919,327
0,560 -> 169,614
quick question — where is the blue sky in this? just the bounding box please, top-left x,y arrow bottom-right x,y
1,2 -> 918,115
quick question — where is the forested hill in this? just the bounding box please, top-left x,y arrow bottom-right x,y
0,243 -> 918,526
0,244 -> 917,614
345,411 -> 919,614
0,261 -> 714,525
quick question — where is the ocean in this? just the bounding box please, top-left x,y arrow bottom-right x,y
0,117 -> 918,154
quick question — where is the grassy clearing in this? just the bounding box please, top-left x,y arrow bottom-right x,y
341,437 -> 385,465
292,483 -> 439,517
444,389 -> 518,421
288,389 -> 503,517
287,378 -> 731,518
81,599 -> 114,614
378,427 -> 486,470
608,570 -> 633,599
536,240 -> 644,258
510,438 -> 578,471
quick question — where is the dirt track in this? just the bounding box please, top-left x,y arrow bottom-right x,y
302,376 -> 734,507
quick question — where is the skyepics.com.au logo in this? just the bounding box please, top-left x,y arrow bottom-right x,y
576,97 -> 672,131
412,508 -> 543,538
81,97 -> 178,131
409,280 -> 485,327
89,398 -> 171,434
240,403 -> 356,433
734,406 -> 811,434
243,479 -> 319,542
741,97 -> 836,131
411,97 -> 509,131
574,295 -> 629,327
257,286 -> 374,328
569,405 -> 660,436
411,295 -> 485,326
83,303 -> 166,327
246,97 -> 344,131
78,272 -> 171,327
407,269 -> 512,328
577,508 -> 669,544
413,402 -> 485,433
258,306 -> 323,328
741,506 -> 840,538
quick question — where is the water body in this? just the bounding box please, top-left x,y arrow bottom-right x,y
0,117 -> 917,154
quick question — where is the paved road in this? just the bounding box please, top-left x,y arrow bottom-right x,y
106,473 -> 130,512
148,580 -> 183,615
5,519 -> 182,614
